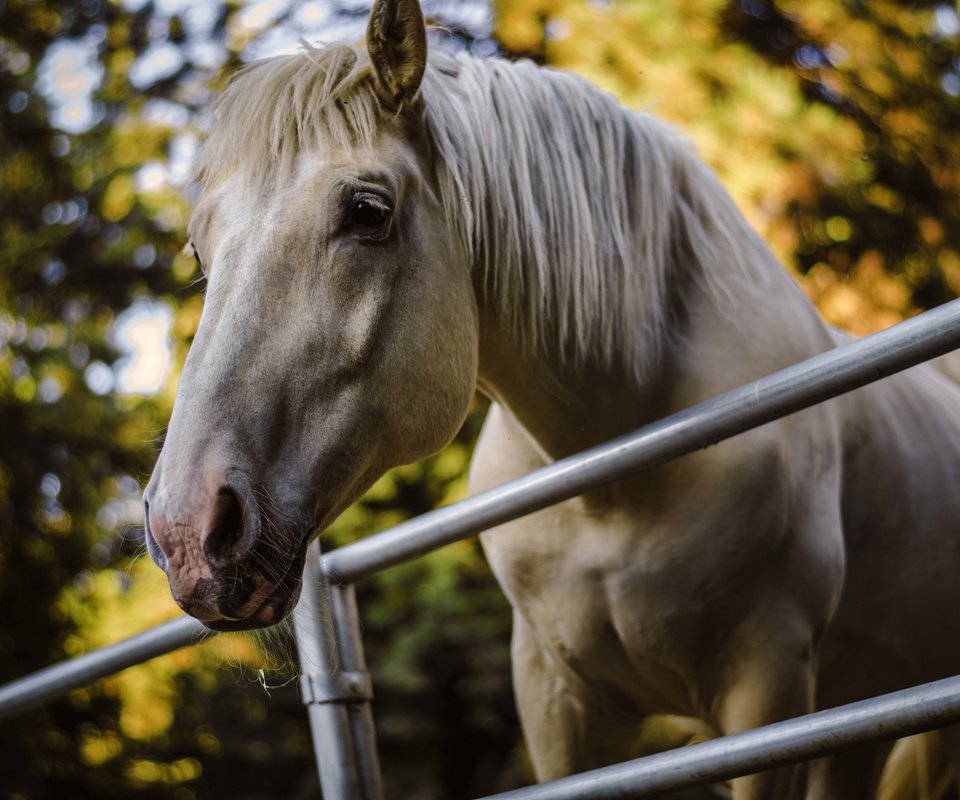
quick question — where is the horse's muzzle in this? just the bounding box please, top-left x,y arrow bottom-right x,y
143,470 -> 299,629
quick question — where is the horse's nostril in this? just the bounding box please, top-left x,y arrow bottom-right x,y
203,487 -> 248,566
143,496 -> 169,571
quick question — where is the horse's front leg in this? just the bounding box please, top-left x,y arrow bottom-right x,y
510,612 -> 646,781
712,609 -> 821,800
709,445 -> 846,800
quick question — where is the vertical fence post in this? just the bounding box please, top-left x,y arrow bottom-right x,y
294,541 -> 384,800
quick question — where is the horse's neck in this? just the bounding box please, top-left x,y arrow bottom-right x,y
475,295 -> 702,463
467,97 -> 836,461
476,316 -> 665,461
475,250 -> 833,465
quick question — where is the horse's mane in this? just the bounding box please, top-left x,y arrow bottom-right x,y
196,44 -> 772,383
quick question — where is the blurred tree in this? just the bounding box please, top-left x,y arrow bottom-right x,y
0,0 -> 195,796
721,0 -> 960,331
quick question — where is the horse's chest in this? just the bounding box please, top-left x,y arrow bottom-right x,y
480,504 -> 725,716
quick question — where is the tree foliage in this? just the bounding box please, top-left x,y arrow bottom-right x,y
0,0 -> 956,797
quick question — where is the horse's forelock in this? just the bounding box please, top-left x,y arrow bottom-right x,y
192,43 -> 382,190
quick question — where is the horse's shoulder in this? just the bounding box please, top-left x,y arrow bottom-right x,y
469,401 -> 547,496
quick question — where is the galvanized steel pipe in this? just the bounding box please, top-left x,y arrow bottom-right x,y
0,616 -> 208,721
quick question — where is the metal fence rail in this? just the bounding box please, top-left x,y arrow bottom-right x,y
4,298 -> 960,798
0,616 -> 208,720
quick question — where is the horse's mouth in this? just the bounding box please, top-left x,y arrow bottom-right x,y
201,546 -> 308,631
203,575 -> 303,631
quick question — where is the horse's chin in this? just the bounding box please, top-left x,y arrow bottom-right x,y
192,541 -> 309,632
201,577 -> 303,631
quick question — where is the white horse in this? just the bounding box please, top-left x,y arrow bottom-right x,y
142,0 -> 960,796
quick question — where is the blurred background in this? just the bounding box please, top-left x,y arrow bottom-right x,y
0,0 -> 958,797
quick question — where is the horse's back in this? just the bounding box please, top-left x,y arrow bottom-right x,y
821,353 -> 960,706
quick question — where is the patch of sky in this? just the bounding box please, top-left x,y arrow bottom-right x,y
824,44 -> 848,67
167,134 -> 198,186
41,198 -> 88,227
133,244 -> 157,269
740,0 -> 772,20
237,0 -> 292,32
0,314 -> 13,347
8,320 -> 27,347
431,0 -> 493,38
50,134 -> 71,157
335,0 -> 375,13
941,72 -> 960,97
96,474 -> 146,531
135,161 -> 168,193
933,4 -> 960,39
69,343 -> 90,369
11,358 -> 28,380
38,377 -> 63,404
178,2 -> 222,37
294,1 -> 333,29
84,361 -> 114,395
129,42 -> 185,90
123,0 -> 192,13
40,473 -> 62,499
36,34 -> 104,133
8,91 -> 28,113
27,327 -> 48,351
140,98 -> 191,129
3,44 -> 31,76
41,259 -> 67,285
242,26 -> 307,60
545,19 -> 572,41
186,39 -> 229,70
110,301 -> 173,396
794,44 -> 824,69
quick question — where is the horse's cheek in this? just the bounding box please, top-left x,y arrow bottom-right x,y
371,296 -> 476,464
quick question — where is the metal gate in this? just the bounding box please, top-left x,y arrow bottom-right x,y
4,299 -> 960,799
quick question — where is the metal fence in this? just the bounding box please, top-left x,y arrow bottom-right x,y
5,299 -> 960,799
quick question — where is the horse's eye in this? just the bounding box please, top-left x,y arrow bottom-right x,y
350,194 -> 391,232
187,242 -> 206,276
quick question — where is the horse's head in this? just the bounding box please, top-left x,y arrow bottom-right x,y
144,0 -> 478,630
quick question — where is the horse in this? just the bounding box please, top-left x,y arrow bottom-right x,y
142,0 -> 960,796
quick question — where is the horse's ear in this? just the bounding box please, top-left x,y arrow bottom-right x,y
366,0 -> 427,112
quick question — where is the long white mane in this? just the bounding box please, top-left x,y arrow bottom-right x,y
195,44 -> 773,382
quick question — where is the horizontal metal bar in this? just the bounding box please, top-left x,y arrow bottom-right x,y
324,298 -> 960,583
0,616 -> 209,721
476,673 -> 960,799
